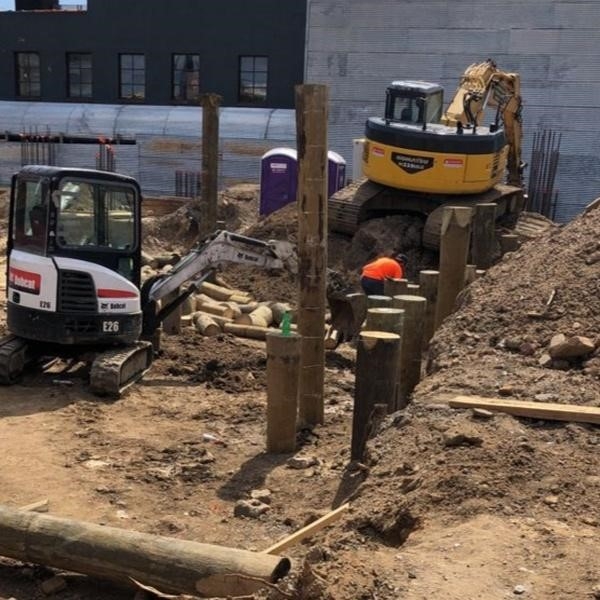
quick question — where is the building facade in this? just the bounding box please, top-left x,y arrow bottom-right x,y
0,0 -> 306,108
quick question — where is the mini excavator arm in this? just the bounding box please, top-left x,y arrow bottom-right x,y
141,230 -> 297,335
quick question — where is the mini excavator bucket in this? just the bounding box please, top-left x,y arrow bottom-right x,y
325,270 -> 367,347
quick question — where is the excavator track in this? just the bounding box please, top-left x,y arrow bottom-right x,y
89,341 -> 154,397
328,178 -> 523,249
0,334 -> 30,384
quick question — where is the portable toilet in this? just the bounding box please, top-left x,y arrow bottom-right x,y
327,150 -> 347,196
259,148 -> 298,216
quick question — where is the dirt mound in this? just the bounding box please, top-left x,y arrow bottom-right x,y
142,184 -> 261,255
422,203 -> 600,403
155,331 -> 267,393
285,203 -> 600,600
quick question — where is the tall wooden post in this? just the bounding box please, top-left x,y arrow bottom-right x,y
352,331 -> 400,459
295,84 -> 328,427
266,332 -> 301,453
201,93 -> 221,235
392,295 -> 426,409
435,206 -> 472,329
419,269 -> 439,347
471,203 -> 496,269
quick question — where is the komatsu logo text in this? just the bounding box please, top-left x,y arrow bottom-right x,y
391,152 -> 434,174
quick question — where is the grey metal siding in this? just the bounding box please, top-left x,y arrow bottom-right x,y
306,0 -> 600,222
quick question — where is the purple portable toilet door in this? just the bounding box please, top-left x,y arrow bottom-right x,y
260,148 -> 298,216
327,151 -> 347,197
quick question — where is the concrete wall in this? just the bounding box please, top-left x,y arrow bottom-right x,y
305,0 -> 600,221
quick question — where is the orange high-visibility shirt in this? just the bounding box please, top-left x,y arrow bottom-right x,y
361,257 -> 403,281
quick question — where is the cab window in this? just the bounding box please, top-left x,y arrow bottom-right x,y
12,179 -> 48,255
56,179 -> 136,250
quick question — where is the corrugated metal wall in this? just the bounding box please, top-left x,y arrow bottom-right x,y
305,0 -> 600,222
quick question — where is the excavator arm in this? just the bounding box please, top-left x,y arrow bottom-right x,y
442,58 -> 523,188
141,230 -> 297,336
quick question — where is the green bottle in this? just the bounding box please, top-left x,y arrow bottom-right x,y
280,311 -> 292,336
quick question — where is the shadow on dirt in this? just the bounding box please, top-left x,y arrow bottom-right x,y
217,452 -> 290,501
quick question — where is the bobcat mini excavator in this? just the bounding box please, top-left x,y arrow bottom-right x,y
1,166 -> 297,395
329,59 -> 525,248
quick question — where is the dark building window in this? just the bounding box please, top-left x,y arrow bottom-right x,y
67,53 -> 92,99
119,53 -> 145,101
16,52 -> 41,98
239,56 -> 268,103
173,54 -> 200,102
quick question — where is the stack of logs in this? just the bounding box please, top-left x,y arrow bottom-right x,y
180,277 -> 294,340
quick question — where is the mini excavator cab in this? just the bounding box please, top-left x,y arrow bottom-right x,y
7,166 -> 142,345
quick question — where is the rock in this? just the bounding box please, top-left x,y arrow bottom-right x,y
534,393 -> 558,402
498,385 -> 514,397
250,488 -> 272,504
443,429 -> 483,447
538,353 -> 553,368
287,456 -> 318,469
504,338 -> 522,351
548,334 -> 595,360
40,575 -> 67,595
585,250 -> 600,265
234,499 -> 270,519
513,584 -> 526,594
543,495 -> 559,506
472,408 -> 494,419
519,342 -> 536,356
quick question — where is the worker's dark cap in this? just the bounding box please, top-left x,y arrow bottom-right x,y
394,253 -> 408,264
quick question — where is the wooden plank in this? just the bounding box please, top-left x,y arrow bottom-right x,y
262,503 -> 350,555
448,396 -> 600,425
18,498 -> 49,513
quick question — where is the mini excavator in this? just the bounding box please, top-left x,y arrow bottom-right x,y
1,166 -> 298,395
329,59 -> 525,248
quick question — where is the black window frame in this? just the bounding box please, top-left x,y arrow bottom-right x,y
15,52 -> 41,99
238,55 -> 268,105
67,52 -> 93,100
119,53 -> 146,102
172,53 -> 201,103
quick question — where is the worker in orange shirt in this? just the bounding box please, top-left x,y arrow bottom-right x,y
360,254 -> 407,296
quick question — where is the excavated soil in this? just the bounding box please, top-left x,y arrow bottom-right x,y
0,185 -> 599,600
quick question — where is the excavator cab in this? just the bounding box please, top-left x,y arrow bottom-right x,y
7,166 -> 143,346
384,81 -> 444,126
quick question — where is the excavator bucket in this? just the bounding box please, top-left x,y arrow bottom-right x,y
325,271 -> 367,347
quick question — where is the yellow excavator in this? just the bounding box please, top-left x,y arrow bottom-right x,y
329,59 -> 524,248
